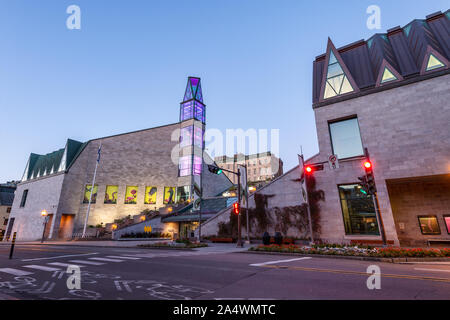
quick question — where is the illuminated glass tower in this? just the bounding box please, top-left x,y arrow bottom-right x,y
177,77 -> 205,211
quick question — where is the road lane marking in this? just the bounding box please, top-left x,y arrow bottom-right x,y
21,252 -> 98,262
250,257 -> 311,267
106,256 -> 141,260
69,260 -> 105,266
47,262 -> 85,268
23,265 -> 61,272
0,268 -> 34,276
89,257 -> 124,262
261,265 -> 450,283
414,268 -> 450,273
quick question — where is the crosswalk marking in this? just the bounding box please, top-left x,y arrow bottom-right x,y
414,268 -> 450,273
47,262 -> 85,268
106,256 -> 141,260
23,265 -> 61,272
0,268 -> 34,276
250,257 -> 311,267
69,260 -> 105,266
89,257 -> 124,262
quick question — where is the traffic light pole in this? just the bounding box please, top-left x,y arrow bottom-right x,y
207,164 -> 243,247
236,170 -> 243,248
372,192 -> 387,247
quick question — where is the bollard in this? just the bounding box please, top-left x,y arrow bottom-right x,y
9,232 -> 16,259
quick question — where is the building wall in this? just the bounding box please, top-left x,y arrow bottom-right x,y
6,173 -> 65,241
57,123 -> 180,235
312,73 -> 450,245
387,176 -> 450,246
200,166 -> 305,238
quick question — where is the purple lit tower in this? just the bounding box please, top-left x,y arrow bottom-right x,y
177,77 -> 205,211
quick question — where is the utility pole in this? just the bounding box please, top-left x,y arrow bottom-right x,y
236,168 -> 243,248
82,143 -> 102,238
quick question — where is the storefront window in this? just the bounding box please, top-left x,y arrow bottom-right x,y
83,185 -> 98,204
329,118 -> 364,159
418,216 -> 441,235
176,186 -> 190,203
124,186 -> 138,204
104,185 -> 118,204
145,186 -> 157,204
164,187 -> 176,204
339,184 -> 379,235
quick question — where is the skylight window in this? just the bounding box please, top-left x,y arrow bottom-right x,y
381,67 -> 397,83
323,51 -> 355,99
426,53 -> 445,71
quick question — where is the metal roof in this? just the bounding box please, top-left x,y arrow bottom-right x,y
313,10 -> 450,105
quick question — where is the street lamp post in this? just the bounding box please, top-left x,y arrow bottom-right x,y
41,210 -> 49,243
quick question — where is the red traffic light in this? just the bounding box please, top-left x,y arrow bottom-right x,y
364,161 -> 372,169
232,202 -> 240,215
305,166 -> 313,173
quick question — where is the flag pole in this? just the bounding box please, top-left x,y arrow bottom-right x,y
82,142 -> 102,238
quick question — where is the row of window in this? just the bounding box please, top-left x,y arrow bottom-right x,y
83,185 -> 176,205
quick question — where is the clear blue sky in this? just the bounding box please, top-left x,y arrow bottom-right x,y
1,0 -> 448,182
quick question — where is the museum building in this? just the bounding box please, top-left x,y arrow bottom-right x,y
5,77 -> 233,241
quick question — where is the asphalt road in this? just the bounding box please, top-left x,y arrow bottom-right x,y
0,244 -> 449,300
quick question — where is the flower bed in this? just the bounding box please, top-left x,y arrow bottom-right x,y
138,241 -> 208,249
249,244 -> 450,258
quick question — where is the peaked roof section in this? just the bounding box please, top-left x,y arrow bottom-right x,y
319,38 -> 361,102
21,139 -> 85,182
313,10 -> 450,105
182,77 -> 204,103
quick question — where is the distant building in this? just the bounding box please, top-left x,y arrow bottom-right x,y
214,152 -> 283,185
6,78 -> 233,241
0,181 -> 17,239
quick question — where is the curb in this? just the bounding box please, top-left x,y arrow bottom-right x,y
241,250 -> 450,263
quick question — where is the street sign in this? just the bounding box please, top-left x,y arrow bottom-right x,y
328,154 -> 339,169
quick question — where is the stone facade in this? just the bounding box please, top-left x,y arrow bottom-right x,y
60,123 -> 180,236
7,173 -> 65,241
200,166 -> 306,238
312,73 -> 450,245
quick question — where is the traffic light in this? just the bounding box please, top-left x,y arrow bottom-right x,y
364,160 -> 377,194
357,175 -> 369,195
304,163 -> 324,175
207,165 -> 223,175
232,202 -> 240,215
